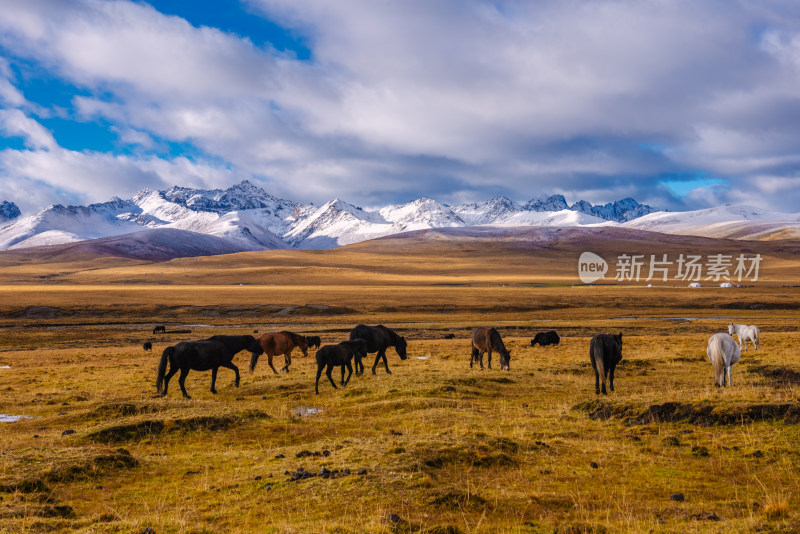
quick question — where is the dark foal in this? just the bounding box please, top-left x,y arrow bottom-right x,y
315,339 -> 367,394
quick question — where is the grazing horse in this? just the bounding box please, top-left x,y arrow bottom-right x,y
250,331 -> 309,374
728,323 -> 760,351
707,333 -> 741,387
315,339 -> 367,394
306,335 -> 322,349
143,342 -> 152,351
153,325 -> 166,334
530,331 -> 561,347
470,327 -> 511,371
590,333 -> 622,395
156,335 -> 261,399
349,324 -> 407,375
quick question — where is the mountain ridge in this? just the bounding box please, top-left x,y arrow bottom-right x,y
1,181 -> 795,257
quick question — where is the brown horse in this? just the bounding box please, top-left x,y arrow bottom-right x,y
250,331 -> 308,374
470,327 -> 511,370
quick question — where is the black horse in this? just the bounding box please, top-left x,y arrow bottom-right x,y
531,331 -> 561,347
590,333 -> 623,395
156,335 -> 262,399
306,335 -> 322,349
143,341 -> 152,351
153,325 -> 166,334
315,339 -> 367,394
349,324 -> 407,375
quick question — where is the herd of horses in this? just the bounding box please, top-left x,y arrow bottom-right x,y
152,321 -> 762,398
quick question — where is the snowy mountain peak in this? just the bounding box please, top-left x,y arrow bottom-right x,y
380,198 -> 464,227
452,196 -> 522,225
524,194 -> 570,212
0,201 -> 21,222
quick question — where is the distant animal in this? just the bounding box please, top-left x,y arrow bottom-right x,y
143,342 -> 152,351
530,331 -> 561,347
306,335 -> 322,349
470,327 -> 511,371
707,332 -> 741,387
590,333 -> 623,395
253,329 -> 258,334
156,335 -> 262,399
250,331 -> 309,374
314,339 -> 368,394
728,323 -> 760,351
443,333 -> 456,339
153,325 -> 166,334
349,324 -> 407,375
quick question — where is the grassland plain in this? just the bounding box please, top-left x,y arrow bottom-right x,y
1,236 -> 800,533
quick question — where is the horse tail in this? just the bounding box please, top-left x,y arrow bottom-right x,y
708,336 -> 725,385
156,346 -> 174,394
591,338 -> 606,384
249,350 -> 260,373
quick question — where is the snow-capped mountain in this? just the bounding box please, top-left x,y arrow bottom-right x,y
622,204 -> 800,240
1,180 -> 795,259
0,201 -> 21,223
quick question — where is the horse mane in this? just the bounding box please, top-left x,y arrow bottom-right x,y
377,325 -> 400,344
489,328 -> 507,352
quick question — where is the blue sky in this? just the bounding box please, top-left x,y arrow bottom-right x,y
2,0 -> 800,215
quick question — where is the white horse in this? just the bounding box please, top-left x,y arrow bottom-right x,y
707,333 -> 741,387
728,323 -> 760,351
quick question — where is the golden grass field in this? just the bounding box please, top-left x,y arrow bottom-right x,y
1,233 -> 800,533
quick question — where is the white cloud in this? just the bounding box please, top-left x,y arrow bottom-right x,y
0,109 -> 56,150
1,0 -> 800,211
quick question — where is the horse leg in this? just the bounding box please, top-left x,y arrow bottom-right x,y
178,368 -> 191,399
210,367 -> 218,394
343,361 -> 353,386
354,355 -> 363,376
590,358 -> 600,395
220,361 -> 240,387
371,352 -> 382,375
381,350 -> 391,374
281,351 -> 291,373
161,365 -> 179,397
487,348 -> 493,370
266,354 -> 279,374
315,363 -> 324,394
326,364 -> 338,389
470,346 -> 476,368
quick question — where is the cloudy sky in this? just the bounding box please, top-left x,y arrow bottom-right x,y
1,0 -> 800,215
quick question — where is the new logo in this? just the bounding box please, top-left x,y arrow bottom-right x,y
578,252 -> 608,284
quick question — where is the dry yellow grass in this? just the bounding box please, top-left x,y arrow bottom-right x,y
0,238 -> 799,533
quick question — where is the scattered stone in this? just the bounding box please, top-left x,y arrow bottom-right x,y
691,446 -> 710,457
254,475 -> 262,481
61,429 -> 76,436
32,435 -> 40,438
745,450 -> 764,458
522,403 -> 528,408
690,511 -> 720,521
357,468 -> 367,475
140,528 -> 156,534
540,469 -> 552,475
389,430 -> 403,436
679,429 -> 693,434
235,397 -> 245,401
670,493 -> 685,502
343,468 -> 351,475
524,521 -> 536,527
589,462 -> 599,469
534,440 -> 549,448
261,396 -> 267,400
387,513 -> 401,523
264,485 -> 271,490
662,437 -> 681,447
274,453 -> 285,459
